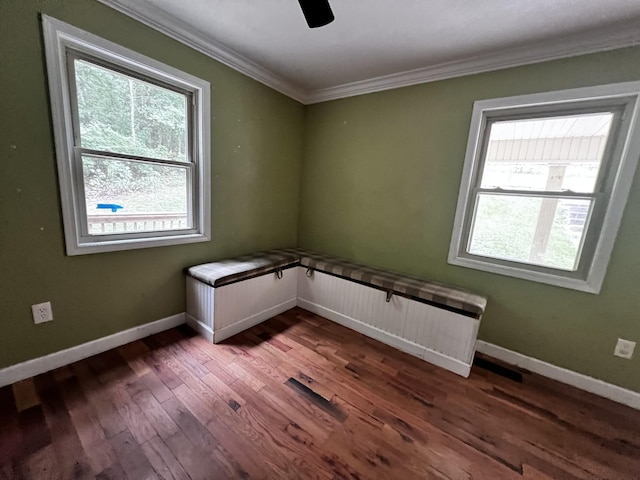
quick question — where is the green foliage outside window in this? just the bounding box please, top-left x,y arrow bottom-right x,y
75,60 -> 188,213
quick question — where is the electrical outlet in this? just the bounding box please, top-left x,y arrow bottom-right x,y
31,302 -> 53,324
614,338 -> 635,359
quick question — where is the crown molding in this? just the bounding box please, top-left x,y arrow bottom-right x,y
96,0 -> 308,103
306,25 -> 640,104
98,0 -> 640,105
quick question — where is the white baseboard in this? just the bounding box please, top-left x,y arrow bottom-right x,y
476,340 -> 640,410
298,299 -> 472,378
0,313 -> 186,388
214,298 -> 297,343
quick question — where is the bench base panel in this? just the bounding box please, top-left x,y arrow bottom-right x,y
186,265 -> 479,377
186,269 -> 297,344
214,298 -> 297,343
297,299 -> 472,377
297,268 -> 478,377
185,313 -> 214,343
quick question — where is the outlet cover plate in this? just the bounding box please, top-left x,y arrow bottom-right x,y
32,302 -> 53,324
614,338 -> 636,359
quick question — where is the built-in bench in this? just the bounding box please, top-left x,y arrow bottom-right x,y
186,249 -> 487,377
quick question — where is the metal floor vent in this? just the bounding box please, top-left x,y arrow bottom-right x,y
474,357 -> 523,382
285,378 -> 347,421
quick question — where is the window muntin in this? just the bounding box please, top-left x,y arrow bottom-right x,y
43,16 -> 210,255
449,83 -> 640,293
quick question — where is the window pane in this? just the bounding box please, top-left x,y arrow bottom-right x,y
74,59 -> 188,162
468,194 -> 592,271
480,112 -> 614,193
83,156 -> 190,235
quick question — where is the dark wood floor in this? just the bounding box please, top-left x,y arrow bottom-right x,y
2,307 -> 640,480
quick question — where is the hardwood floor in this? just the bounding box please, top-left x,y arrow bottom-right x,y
2,307 -> 640,479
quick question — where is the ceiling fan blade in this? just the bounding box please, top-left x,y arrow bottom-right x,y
297,0 -> 334,28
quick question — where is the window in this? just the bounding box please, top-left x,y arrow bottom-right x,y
43,16 -> 211,255
449,83 -> 640,293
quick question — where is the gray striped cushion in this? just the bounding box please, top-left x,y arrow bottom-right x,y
282,248 -> 487,318
187,250 -> 300,288
187,248 -> 487,317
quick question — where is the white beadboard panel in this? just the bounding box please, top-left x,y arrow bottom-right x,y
186,268 -> 298,343
214,269 -> 297,331
298,298 -> 472,377
186,276 -> 214,328
297,268 -> 479,376
214,298 -> 297,343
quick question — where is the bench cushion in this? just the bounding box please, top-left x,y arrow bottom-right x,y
187,250 -> 300,288
287,248 -> 487,318
188,248 -> 487,318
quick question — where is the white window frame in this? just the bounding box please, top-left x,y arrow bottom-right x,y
449,82 -> 640,293
42,16 -> 211,255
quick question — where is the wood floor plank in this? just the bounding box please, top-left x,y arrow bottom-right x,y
72,362 -> 127,439
117,341 -> 152,378
230,397 -> 332,479
142,341 -> 184,391
0,462 -> 20,480
224,361 -> 266,392
4,307 -> 640,480
163,430 -> 233,480
109,384 -> 157,444
159,397 -> 239,479
202,355 -> 239,386
173,325 -> 214,364
19,444 -> 62,480
171,384 -> 286,478
59,375 -> 118,475
0,386 -> 22,465
138,371 -> 174,404
108,430 -> 158,480
154,332 -> 210,379
132,389 -> 180,441
33,373 -> 94,480
17,404 -> 52,458
160,395 -> 220,454
12,379 -> 40,412
200,371 -> 246,409
140,436 -> 189,480
95,462 -> 127,480
86,350 -> 136,388
66,404 -> 118,475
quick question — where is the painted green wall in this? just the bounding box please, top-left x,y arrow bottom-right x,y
0,0 -> 304,368
298,48 -> 640,392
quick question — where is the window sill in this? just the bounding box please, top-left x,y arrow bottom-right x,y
67,232 -> 211,256
448,254 -> 602,294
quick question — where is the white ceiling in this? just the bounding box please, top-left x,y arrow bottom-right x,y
100,0 -> 640,103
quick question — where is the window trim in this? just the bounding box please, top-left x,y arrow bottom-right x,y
448,82 -> 640,293
42,15 -> 211,255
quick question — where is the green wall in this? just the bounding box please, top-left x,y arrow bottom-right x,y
0,0 -> 304,368
298,48 -> 640,392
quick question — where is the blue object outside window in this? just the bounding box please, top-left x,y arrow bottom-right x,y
96,204 -> 123,213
